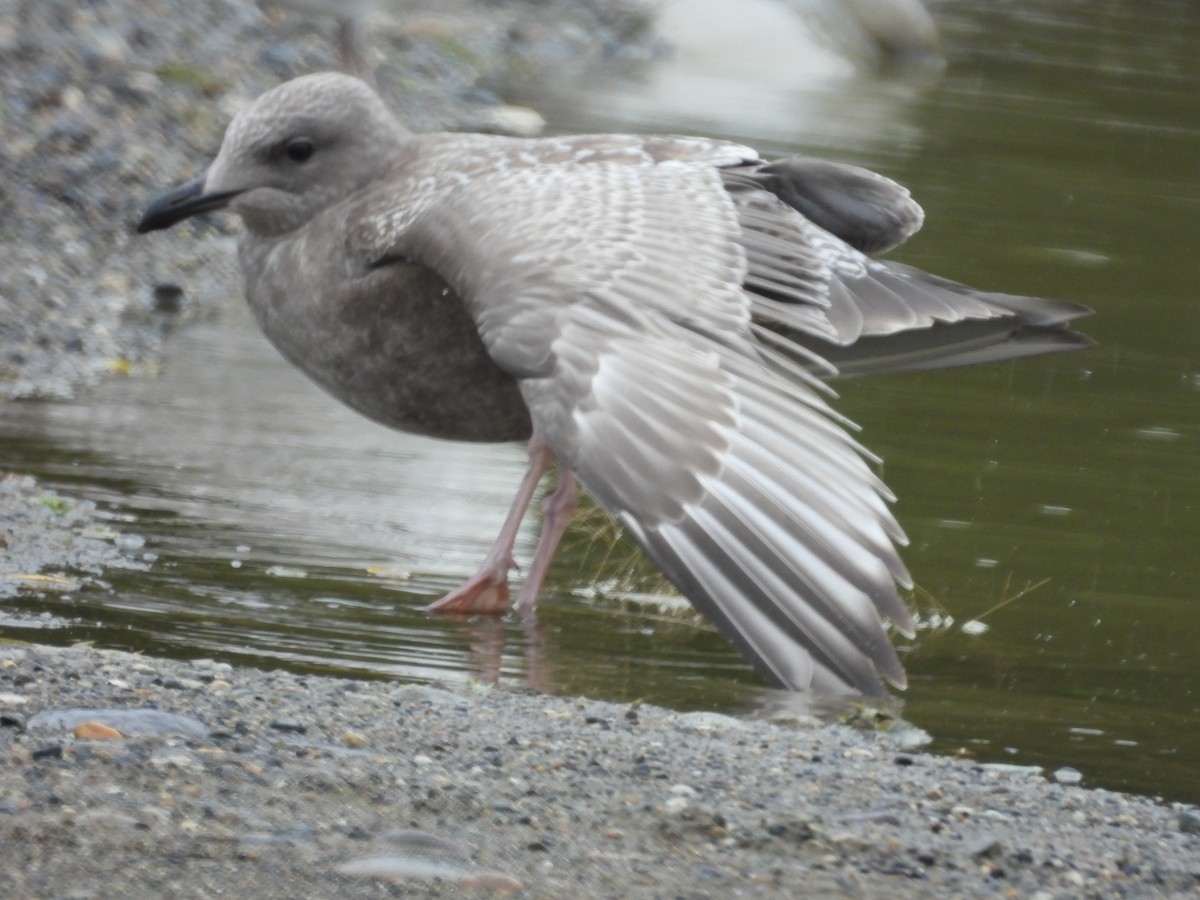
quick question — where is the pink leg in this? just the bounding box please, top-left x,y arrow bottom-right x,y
425,437 -> 554,614
515,467 -> 577,615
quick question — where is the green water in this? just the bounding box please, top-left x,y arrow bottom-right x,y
3,0 -> 1199,802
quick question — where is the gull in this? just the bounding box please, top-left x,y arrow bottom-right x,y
137,73 -> 1091,696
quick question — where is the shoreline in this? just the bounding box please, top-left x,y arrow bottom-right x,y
3,641 -> 1199,897
3,474 -> 1196,894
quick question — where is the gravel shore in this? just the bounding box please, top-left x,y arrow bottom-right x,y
3,642 -> 1199,898
3,1 -> 1200,896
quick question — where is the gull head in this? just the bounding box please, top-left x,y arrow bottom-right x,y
138,73 -> 408,237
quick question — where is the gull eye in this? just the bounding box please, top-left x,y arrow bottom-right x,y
285,138 -> 315,162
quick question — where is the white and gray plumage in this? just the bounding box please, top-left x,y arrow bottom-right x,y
138,73 -> 1092,697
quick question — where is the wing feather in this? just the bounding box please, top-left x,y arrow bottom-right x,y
371,146 -> 1084,695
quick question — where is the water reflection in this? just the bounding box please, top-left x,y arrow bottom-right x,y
7,309 -> 538,585
517,0 -> 941,154
1,309 -> 763,702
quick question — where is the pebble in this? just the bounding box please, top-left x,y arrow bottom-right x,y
458,870 -> 525,892
73,721 -> 123,740
675,711 -> 746,734
336,854 -> 466,880
970,837 -> 1003,859
1178,810 -> 1200,835
482,104 -> 546,137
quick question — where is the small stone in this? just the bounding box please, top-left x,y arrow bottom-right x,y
342,729 -> 370,748
458,871 -> 523,892
85,28 -> 131,66
970,838 -> 1003,860
152,284 -> 185,313
115,534 -> 146,551
97,270 -> 132,295
123,70 -> 163,99
485,105 -> 545,137
662,796 -> 689,814
32,744 -> 65,761
60,85 -> 85,112
337,854 -> 465,880
74,721 -> 123,740
151,752 -> 198,769
1054,767 -> 1083,785
1177,810 -> 1200,835
676,711 -> 745,734
269,720 -> 307,734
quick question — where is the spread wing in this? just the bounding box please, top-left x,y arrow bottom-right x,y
382,158 -> 916,696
